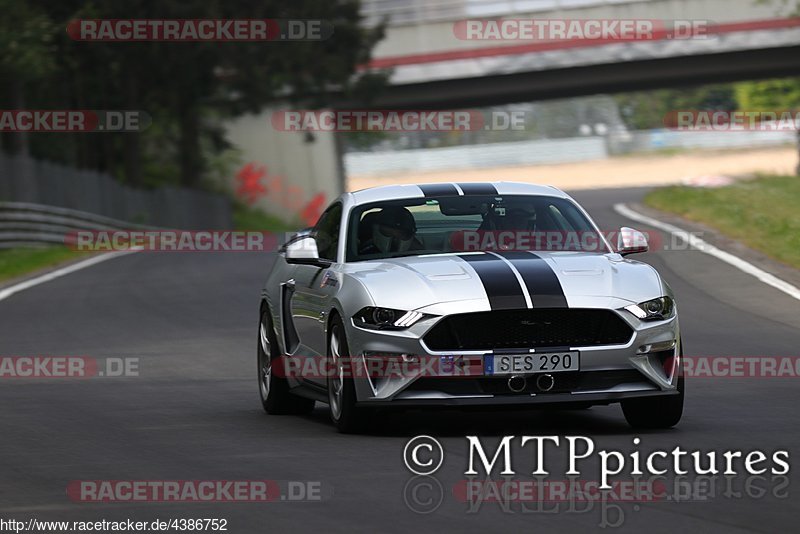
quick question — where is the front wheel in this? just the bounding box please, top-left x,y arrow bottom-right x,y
258,307 -> 315,415
622,341 -> 685,429
327,316 -> 370,433
622,375 -> 684,429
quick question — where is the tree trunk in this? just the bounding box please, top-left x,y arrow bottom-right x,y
124,132 -> 142,186
178,101 -> 200,188
9,78 -> 30,157
796,129 -> 800,176
122,64 -> 142,186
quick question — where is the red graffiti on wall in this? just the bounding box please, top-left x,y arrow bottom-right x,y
235,163 -> 268,205
234,162 -> 326,226
300,193 -> 326,227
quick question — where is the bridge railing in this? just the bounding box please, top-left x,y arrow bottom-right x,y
360,0 -> 657,26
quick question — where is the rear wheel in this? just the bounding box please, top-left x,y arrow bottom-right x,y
622,342 -> 685,429
327,316 -> 370,433
258,306 -> 315,415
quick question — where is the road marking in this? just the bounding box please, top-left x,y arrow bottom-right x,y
0,250 -> 139,303
614,203 -> 800,302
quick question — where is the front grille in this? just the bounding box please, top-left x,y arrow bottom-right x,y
423,309 -> 633,351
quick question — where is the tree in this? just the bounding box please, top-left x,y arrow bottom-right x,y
615,85 -> 737,131
735,78 -> 800,175
0,0 -> 57,157
10,0 -> 384,189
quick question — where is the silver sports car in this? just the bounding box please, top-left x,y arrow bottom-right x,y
258,182 -> 683,432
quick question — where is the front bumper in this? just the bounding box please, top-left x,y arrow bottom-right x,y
344,308 -> 681,406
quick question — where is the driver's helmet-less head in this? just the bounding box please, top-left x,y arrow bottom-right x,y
372,206 -> 417,253
497,207 -> 535,231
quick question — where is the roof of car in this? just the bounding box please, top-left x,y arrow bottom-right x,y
348,182 -> 568,205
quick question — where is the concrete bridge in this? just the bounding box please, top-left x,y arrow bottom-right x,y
224,0 -> 800,221
350,0 -> 800,108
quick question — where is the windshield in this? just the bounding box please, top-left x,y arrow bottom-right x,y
345,194 -> 609,262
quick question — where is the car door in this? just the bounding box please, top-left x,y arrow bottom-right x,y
288,202 -> 343,386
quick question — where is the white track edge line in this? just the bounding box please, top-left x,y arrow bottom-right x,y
613,203 -> 800,302
0,249 -> 140,303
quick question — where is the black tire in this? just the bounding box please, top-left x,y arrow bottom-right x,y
622,343 -> 685,429
258,306 -> 315,415
327,316 -> 370,433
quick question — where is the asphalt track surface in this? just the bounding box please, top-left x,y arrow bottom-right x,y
1,187 -> 798,533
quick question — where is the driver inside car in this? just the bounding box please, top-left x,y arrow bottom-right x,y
358,206 -> 424,255
478,206 -> 536,232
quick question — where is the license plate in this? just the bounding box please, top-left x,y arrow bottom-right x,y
485,352 -> 580,376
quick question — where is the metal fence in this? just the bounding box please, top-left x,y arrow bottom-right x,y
606,129 -> 797,154
345,129 -> 797,175
345,136 -> 607,175
0,153 -> 232,230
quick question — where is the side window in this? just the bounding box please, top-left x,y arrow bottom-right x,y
314,203 -> 343,262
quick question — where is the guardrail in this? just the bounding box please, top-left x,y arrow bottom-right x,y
0,201 -> 158,249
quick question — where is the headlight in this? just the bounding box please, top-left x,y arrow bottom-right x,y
353,307 -> 427,330
624,297 -> 675,321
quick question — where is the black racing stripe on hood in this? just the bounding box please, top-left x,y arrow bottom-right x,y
458,183 -> 497,195
459,254 -> 527,310
419,183 -> 460,197
495,251 -> 568,308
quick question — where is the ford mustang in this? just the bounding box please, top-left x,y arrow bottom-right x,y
258,182 -> 683,432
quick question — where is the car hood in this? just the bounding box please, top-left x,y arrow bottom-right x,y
344,252 -> 663,312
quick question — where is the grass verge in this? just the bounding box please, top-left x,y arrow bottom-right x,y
644,174 -> 800,269
232,202 -> 299,232
0,247 -> 89,284
0,204 -> 299,284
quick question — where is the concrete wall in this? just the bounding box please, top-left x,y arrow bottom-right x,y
223,109 -> 342,226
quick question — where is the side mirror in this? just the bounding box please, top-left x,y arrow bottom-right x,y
285,236 -> 325,265
617,227 -> 649,256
